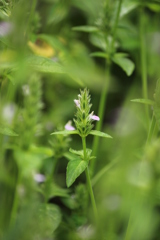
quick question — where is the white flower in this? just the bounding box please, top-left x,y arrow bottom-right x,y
2,103 -> 16,124
74,99 -> 80,108
22,84 -> 30,96
65,121 -> 75,131
34,173 -> 46,183
89,112 -> 100,121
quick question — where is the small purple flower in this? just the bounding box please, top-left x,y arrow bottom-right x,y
0,22 -> 13,37
74,99 -> 80,108
65,121 -> 75,131
34,173 -> 46,183
89,112 -> 100,121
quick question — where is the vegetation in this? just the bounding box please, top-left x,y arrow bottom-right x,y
0,0 -> 160,239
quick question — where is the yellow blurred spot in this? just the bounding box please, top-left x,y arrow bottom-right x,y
28,39 -> 55,58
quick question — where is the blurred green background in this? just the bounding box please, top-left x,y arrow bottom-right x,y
1,0 -> 160,239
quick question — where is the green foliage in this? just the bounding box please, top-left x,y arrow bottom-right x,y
112,53 -> 135,76
66,159 -> 88,187
1,0 -> 160,239
0,125 -> 18,136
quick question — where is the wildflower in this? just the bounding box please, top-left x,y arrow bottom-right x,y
74,99 -> 80,108
89,112 -> 100,121
74,88 -> 99,137
65,121 -> 75,131
0,22 -> 13,37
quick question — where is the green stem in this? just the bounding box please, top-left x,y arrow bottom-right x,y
146,114 -> 156,145
111,0 -> 123,54
9,170 -> 21,227
91,0 -> 123,175
124,114 -> 155,240
139,7 -> 149,127
90,61 -> 110,174
82,137 -> 98,221
25,0 -> 37,40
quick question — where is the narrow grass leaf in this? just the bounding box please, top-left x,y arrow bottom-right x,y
72,26 -> 99,32
90,52 -> 108,58
90,130 -> 112,138
51,130 -> 78,135
131,98 -> 154,105
66,160 -> 88,187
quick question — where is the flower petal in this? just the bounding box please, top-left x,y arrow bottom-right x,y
74,99 -> 80,108
65,121 -> 75,131
90,115 -> 100,121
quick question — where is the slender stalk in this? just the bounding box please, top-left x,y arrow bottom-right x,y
9,170 -> 21,227
146,114 -> 156,145
91,63 -> 110,174
124,114 -> 155,240
91,0 -> 123,175
111,0 -> 123,54
25,0 -> 37,40
82,137 -> 98,221
139,7 -> 149,127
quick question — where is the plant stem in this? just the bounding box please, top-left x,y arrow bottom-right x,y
139,7 -> 149,127
91,0 -> 123,175
146,113 -> 156,145
82,137 -> 98,221
124,115 -> 155,240
111,0 -> 123,54
25,0 -> 37,40
9,170 -> 21,228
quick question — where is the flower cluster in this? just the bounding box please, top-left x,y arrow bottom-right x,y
65,88 -> 99,137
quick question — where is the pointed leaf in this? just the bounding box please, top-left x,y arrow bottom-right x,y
63,152 -> 80,161
90,130 -> 112,138
112,53 -> 135,76
131,98 -> 154,105
72,26 -> 99,33
51,130 -> 78,135
26,56 -> 83,86
39,204 -> 61,234
26,55 -> 65,73
69,148 -> 84,156
66,160 -> 88,187
0,125 -> 18,136
90,52 -> 108,58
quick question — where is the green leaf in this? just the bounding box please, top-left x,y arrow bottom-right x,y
29,145 -> 53,157
72,25 -> 99,33
112,53 -> 135,76
69,148 -> 92,160
146,3 -> 160,12
131,98 -> 154,105
26,55 -> 65,74
14,149 -> 45,177
120,1 -> 139,17
66,160 -> 88,187
90,130 -> 112,138
26,55 -> 83,86
69,148 -> 84,156
0,125 -> 18,136
51,130 -> 78,135
90,52 -> 108,58
39,204 -> 61,234
63,152 -> 80,161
